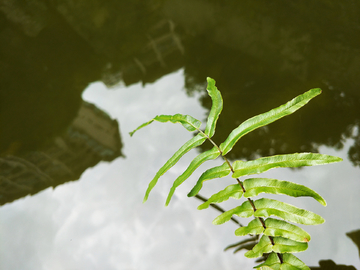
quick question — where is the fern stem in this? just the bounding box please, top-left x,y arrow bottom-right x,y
199,130 -> 284,264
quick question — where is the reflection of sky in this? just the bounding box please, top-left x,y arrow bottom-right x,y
0,70 -> 359,269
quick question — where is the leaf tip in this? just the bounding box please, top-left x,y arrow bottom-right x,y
319,217 -> 326,224
165,192 -> 173,206
206,77 -> 215,83
187,186 -> 199,197
313,87 -> 322,93
320,199 -> 327,207
212,220 -> 219,225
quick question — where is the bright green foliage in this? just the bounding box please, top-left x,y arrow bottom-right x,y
130,77 -> 342,268
245,235 -> 308,258
245,235 -> 274,258
212,200 -> 254,224
129,114 -> 202,136
143,133 -> 207,202
235,218 -> 264,236
253,198 -> 325,225
212,198 -> 324,225
165,147 -> 220,205
255,252 -> 311,270
243,178 -> 326,206
219,88 -> 321,155
204,77 -> 223,138
188,162 -> 231,197
232,153 -> 342,178
197,184 -> 243,210
263,218 -> 311,242
235,217 -> 311,243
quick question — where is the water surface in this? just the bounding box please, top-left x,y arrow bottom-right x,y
1,1 -> 360,269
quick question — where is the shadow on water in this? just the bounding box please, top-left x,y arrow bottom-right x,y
1,0 -> 360,267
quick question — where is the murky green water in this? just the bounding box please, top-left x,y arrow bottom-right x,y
1,1 -> 360,269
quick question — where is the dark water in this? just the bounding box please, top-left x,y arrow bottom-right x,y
1,1 -> 360,269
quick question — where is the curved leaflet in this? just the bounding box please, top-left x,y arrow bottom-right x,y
188,162 -> 231,197
204,77 -> 223,138
243,178 -> 326,206
254,198 -> 325,225
219,88 -> 322,155
272,237 -> 308,253
245,236 -> 308,258
255,252 -> 310,270
232,153 -> 342,178
263,218 -> 311,243
129,114 -> 202,136
197,184 -> 243,210
143,133 -> 206,202
235,217 -> 311,242
235,218 -> 264,236
213,200 -> 254,225
244,235 -> 273,258
165,147 -> 220,205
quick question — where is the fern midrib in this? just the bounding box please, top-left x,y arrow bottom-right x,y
196,127 -> 284,264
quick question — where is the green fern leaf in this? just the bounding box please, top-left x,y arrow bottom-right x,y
254,198 -> 325,225
129,114 -> 202,136
213,200 -> 253,225
245,236 -> 308,258
197,184 -> 243,210
235,218 -> 264,236
255,252 -> 310,270
245,235 -> 273,258
272,237 -> 308,254
143,133 -> 207,202
254,252 -> 280,269
232,153 -> 342,178
165,147 -> 220,205
243,178 -> 326,206
204,77 -> 223,138
235,217 -> 310,243
263,218 -> 311,243
219,88 -> 322,155
188,162 -> 231,197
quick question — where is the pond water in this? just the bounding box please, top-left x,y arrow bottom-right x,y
1,1 -> 360,269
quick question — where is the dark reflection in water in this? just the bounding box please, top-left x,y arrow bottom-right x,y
169,1 -> 360,163
1,0 -> 360,266
347,229 -> 360,259
0,100 -> 123,205
0,2 -> 123,205
310,260 -> 356,270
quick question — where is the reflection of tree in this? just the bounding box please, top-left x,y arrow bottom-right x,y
175,1 -> 360,164
347,229 -> 360,259
0,3 -> 103,154
0,101 -> 123,206
309,229 -> 359,269
2,0 -> 360,202
0,2 -> 124,205
3,0 -> 359,164
310,260 -> 356,270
